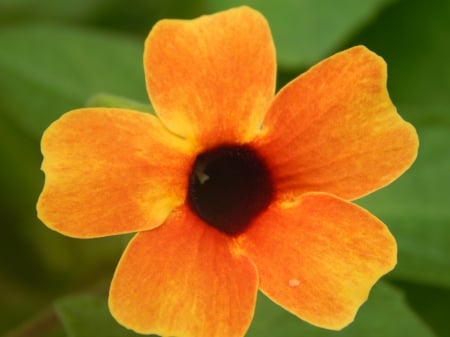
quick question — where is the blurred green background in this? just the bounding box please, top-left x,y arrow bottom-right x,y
0,0 -> 449,336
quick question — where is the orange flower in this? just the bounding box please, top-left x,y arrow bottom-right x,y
37,6 -> 418,337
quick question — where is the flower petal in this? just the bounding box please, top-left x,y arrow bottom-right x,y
109,205 -> 258,337
254,46 -> 418,201
240,193 -> 397,330
145,6 -> 276,149
37,108 -> 192,238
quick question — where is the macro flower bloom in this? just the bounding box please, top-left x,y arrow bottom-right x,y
37,6 -> 418,337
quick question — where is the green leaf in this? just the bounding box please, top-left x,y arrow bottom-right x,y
0,112 -> 41,209
348,0 -> 450,127
248,282 -> 436,337
56,294 -> 144,337
0,0 -> 104,24
357,127 -> 450,288
86,93 -> 154,114
0,112 -> 52,286
395,281 -> 450,337
0,0 -> 205,35
1,308 -> 65,337
207,0 -> 394,69
0,23 -> 147,140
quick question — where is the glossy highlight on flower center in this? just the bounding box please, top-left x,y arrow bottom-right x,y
188,144 -> 273,235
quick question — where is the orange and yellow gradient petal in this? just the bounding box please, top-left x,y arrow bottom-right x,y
240,193 -> 396,330
145,7 -> 276,149
254,46 -> 418,201
109,205 -> 258,337
37,108 -> 193,238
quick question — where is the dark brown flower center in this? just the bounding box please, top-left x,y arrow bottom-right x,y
187,144 -> 273,236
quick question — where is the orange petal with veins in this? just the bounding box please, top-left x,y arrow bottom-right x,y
37,108 -> 192,238
240,192 -> 397,329
145,6 -> 276,149
109,205 -> 258,337
254,46 -> 418,201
